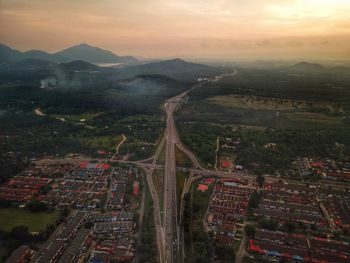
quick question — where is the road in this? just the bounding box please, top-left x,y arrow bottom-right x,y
163,96 -> 182,263
144,167 -> 165,262
162,70 -> 238,263
115,134 -> 126,155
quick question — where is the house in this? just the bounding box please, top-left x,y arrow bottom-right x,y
5,246 -> 34,263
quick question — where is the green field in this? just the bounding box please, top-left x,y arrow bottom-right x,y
207,95 -> 341,113
82,135 -> 122,152
286,112 -> 342,124
0,208 -> 60,233
53,112 -> 100,122
175,146 -> 193,168
153,169 -> 164,213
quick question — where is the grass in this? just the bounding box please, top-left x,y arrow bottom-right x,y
175,146 -> 192,168
185,181 -> 215,262
233,238 -> 242,252
156,144 -> 165,165
82,135 -> 122,152
286,112 -> 342,124
176,172 -> 186,202
0,208 -> 60,233
153,169 -> 164,214
192,181 -> 214,220
207,95 -> 339,112
52,112 -> 100,122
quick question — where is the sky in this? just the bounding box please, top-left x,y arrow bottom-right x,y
0,0 -> 349,61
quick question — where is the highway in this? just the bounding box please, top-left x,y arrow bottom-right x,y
162,70 -> 238,263
163,94 -> 186,263
110,69 -> 239,263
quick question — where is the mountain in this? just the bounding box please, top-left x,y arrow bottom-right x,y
0,43 -> 139,65
0,44 -> 22,62
331,65 -> 350,71
8,58 -> 56,71
288,61 -> 324,71
122,58 -> 225,81
22,50 -> 53,61
53,43 -> 138,64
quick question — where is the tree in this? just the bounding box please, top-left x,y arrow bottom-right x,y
244,224 -> 256,238
10,226 -> 32,243
39,185 -> 52,195
258,218 -> 278,231
256,174 -> 265,188
248,191 -> 261,209
26,200 -> 48,212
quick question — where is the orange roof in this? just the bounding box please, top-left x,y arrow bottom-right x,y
197,184 -> 209,192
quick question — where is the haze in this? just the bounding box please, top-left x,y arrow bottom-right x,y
1,0 -> 349,60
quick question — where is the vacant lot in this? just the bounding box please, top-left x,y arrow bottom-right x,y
207,95 -> 342,113
286,112 -> 342,124
153,169 -> 164,213
82,135 -> 122,152
175,146 -> 193,168
0,208 -> 60,233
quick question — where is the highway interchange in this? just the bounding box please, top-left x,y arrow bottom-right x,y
139,70 -> 240,263
35,69 -> 263,263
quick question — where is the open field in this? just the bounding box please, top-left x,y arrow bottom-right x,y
52,112 -> 100,123
286,112 -> 342,124
153,169 -> 164,213
175,146 -> 192,168
176,172 -> 186,210
0,208 -> 60,233
82,135 -> 122,152
207,95 -> 343,113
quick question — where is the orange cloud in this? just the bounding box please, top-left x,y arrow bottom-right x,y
0,0 -> 349,60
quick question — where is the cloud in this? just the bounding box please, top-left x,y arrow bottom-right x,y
0,0 -> 349,59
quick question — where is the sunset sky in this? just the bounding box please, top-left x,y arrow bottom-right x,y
0,0 -> 349,60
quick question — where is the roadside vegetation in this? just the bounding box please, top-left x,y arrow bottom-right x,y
175,146 -> 193,168
183,181 -> 235,262
152,169 -> 164,214
138,181 -> 157,263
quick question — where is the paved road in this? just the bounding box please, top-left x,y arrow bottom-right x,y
162,70 -> 239,263
144,167 -> 165,262
163,98 -> 181,263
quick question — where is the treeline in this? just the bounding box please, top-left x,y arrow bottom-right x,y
189,68 -> 350,110
183,188 -> 235,263
0,155 -> 27,184
0,208 -> 69,262
138,185 -> 157,263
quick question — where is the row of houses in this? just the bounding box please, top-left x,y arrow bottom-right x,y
248,229 -> 350,263
255,183 -> 327,228
106,168 -> 130,210
295,157 -> 350,182
35,212 -> 88,263
0,175 -> 52,202
319,188 -> 350,232
207,181 -> 255,245
44,169 -> 109,209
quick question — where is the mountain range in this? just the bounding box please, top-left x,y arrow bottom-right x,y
0,43 -> 138,65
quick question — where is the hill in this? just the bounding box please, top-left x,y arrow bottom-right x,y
7,59 -> 56,71
0,44 -> 22,62
53,43 -> 138,64
288,61 -> 325,72
121,58 -> 225,81
54,60 -> 101,72
0,43 -> 138,65
21,50 -> 53,61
